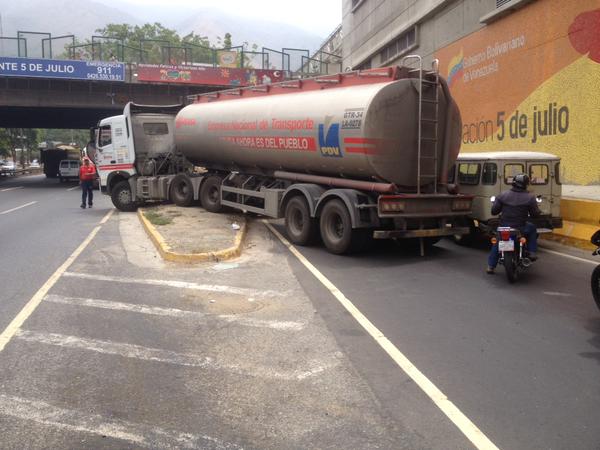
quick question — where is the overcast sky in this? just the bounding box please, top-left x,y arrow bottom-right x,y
108,0 -> 342,36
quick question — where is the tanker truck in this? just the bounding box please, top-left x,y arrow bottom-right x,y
95,59 -> 473,254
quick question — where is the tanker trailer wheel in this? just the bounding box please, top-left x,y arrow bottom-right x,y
170,174 -> 194,207
200,175 -> 223,213
284,196 -> 318,246
111,180 -> 138,212
320,199 -> 367,254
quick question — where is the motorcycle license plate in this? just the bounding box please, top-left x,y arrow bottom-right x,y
499,240 -> 514,252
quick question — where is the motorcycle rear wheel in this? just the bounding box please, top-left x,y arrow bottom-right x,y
504,252 -> 519,283
592,265 -> 600,310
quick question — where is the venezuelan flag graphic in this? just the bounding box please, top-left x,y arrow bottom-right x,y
446,49 -> 464,87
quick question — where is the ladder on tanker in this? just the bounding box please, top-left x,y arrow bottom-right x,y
402,55 -> 441,194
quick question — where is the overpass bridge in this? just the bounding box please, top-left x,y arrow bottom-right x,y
0,62 -> 282,129
0,30 -> 342,130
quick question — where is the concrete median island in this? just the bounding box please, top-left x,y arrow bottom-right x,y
138,205 -> 246,263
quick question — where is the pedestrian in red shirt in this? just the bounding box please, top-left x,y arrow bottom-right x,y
79,158 -> 96,209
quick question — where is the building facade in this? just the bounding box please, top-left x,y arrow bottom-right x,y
342,0 -> 600,185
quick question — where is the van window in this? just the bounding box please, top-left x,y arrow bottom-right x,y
482,163 -> 497,185
143,122 -> 169,135
554,162 -> 562,185
529,164 -> 549,185
457,163 -> 481,185
99,125 -> 112,147
60,161 -> 69,168
70,161 -> 80,168
504,163 -> 524,184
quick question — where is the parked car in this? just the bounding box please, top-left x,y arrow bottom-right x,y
58,159 -> 81,182
29,160 -> 40,169
1,161 -> 16,176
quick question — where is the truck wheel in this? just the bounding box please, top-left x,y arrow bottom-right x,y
320,199 -> 366,254
285,196 -> 318,246
200,175 -> 223,213
591,265 -> 600,311
170,174 -> 194,207
111,180 -> 138,212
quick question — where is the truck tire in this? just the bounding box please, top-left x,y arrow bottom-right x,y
111,180 -> 138,212
170,174 -> 194,207
200,175 -> 223,213
591,265 -> 600,311
320,199 -> 366,254
285,196 -> 318,246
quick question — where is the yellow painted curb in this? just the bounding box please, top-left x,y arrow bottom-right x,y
137,208 -> 247,263
560,198 -> 600,227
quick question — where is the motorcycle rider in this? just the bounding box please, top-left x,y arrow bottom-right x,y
487,173 -> 541,274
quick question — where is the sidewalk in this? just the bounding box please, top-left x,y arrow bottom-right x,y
546,185 -> 600,249
138,204 -> 247,262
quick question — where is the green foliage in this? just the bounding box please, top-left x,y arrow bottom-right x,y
144,209 -> 173,226
0,128 -> 38,164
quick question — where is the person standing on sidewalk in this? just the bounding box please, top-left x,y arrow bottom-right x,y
79,158 -> 96,209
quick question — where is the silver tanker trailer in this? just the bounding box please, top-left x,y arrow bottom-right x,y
95,57 -> 473,254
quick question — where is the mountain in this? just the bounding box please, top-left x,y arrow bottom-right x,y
0,0 -> 140,40
0,0 -> 326,59
176,9 -> 324,53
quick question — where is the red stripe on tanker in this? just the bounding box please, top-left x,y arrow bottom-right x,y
174,80 -> 461,187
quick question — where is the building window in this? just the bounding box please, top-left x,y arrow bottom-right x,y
356,59 -> 372,71
379,27 -> 417,64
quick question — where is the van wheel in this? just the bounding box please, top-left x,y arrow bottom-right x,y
170,174 -> 194,207
200,175 -> 223,213
111,180 -> 137,212
285,196 -> 318,246
320,199 -> 366,254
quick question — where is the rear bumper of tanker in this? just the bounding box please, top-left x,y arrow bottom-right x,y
374,193 -> 474,238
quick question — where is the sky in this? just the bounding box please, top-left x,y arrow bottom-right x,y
104,0 -> 342,36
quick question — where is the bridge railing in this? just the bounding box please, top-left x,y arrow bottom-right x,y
0,29 -> 341,77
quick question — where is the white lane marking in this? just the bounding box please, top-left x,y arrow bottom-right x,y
0,201 -> 37,215
540,248 -> 597,266
45,294 -> 305,331
264,221 -> 499,450
0,209 -> 114,352
62,271 -> 282,297
542,291 -> 573,297
15,329 -> 337,381
0,186 -> 23,192
66,185 -> 80,191
0,394 -> 240,450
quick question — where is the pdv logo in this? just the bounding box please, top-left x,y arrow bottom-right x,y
318,117 -> 342,157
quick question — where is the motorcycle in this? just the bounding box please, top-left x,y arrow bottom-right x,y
492,226 -> 533,283
591,230 -> 600,310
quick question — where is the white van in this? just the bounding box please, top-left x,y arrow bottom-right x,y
448,151 -> 563,241
58,159 -> 81,182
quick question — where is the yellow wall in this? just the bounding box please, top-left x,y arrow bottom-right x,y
435,1 -> 600,185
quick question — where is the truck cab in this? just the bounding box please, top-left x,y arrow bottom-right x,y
448,151 -> 562,237
94,103 -> 183,209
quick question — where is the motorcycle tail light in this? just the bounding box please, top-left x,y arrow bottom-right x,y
500,230 -> 511,240
520,237 -> 527,244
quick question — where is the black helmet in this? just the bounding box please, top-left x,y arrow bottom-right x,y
512,173 -> 530,190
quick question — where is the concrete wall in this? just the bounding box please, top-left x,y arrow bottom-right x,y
342,0 -> 600,185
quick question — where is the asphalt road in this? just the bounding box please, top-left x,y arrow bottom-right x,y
0,174 -> 111,333
277,228 -> 600,450
0,174 -> 598,449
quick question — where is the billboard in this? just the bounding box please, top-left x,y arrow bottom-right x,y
135,64 -> 284,87
435,1 -> 600,185
0,57 -> 125,82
